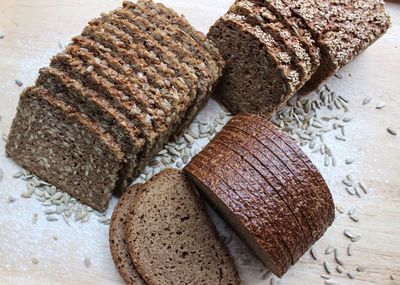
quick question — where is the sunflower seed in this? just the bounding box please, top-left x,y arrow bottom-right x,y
343,117 -> 353,123
347,270 -> 356,279
376,102 -> 386,109
336,206 -> 345,214
45,208 -> 56,215
325,246 -> 335,255
334,73 -> 343,79
387,127 -> 397,136
53,235 -> 59,241
362,96 -> 371,105
321,274 -> 331,279
347,243 -> 354,256
345,158 -> 354,165
310,246 -> 319,260
346,187 -> 356,195
46,215 -> 58,222
50,192 -> 63,201
324,261 -> 334,274
324,281 -> 337,285
31,258 -> 39,264
15,80 -> 23,87
357,265 -> 367,272
342,179 -> 353,187
351,235 -> 362,242
21,191 -> 33,198
358,182 -> 368,194
390,274 -> 396,280
84,257 -> 91,268
13,171 -> 23,178
350,215 -> 359,222
32,213 -> 38,224
336,265 -> 345,273
344,229 -> 355,239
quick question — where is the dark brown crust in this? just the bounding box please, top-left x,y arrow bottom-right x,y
225,118 -> 324,241
234,114 -> 335,228
193,144 -> 294,264
109,184 -> 145,285
213,131 -> 306,262
184,162 -> 290,276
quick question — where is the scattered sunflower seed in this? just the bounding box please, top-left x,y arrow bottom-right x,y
336,206 -> 345,214
324,261 -> 334,274
334,73 -> 343,79
345,158 -> 354,165
53,235 -> 59,241
8,196 -> 16,203
376,102 -> 386,109
310,246 -> 319,260
344,229 -> 355,239
13,171 -> 23,178
46,215 -> 58,222
352,235 -> 362,242
347,244 -> 354,256
347,270 -> 356,279
15,80 -> 23,87
362,96 -> 371,105
350,215 -> 360,222
32,213 -> 38,224
390,274 -> 396,280
31,258 -> 39,264
324,280 -> 337,285
84,257 -> 91,268
337,265 -> 345,273
358,182 -> 368,194
342,179 -> 353,187
321,274 -> 331,279
325,246 -> 335,255
387,127 -> 397,136
357,265 -> 367,272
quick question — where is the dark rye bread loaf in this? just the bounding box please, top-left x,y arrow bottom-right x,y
6,87 -> 123,211
208,14 -> 301,117
126,169 -> 240,285
109,184 -> 145,285
184,114 -> 335,276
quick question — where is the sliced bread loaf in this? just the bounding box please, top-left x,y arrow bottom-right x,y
109,184 -> 145,285
6,87 -> 124,211
126,169 -> 240,285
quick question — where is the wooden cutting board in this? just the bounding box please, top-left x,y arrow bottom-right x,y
0,1 -> 399,284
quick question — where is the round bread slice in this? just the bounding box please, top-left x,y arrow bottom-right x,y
109,184 -> 145,285
126,169 -> 240,285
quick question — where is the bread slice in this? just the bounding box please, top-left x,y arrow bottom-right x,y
6,87 -> 124,211
230,0 -> 313,84
109,184 -> 145,285
126,169 -> 240,285
208,14 -> 300,117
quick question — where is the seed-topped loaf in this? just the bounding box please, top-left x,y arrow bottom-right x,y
7,0 -> 223,211
208,0 -> 390,115
6,87 -> 124,211
126,169 -> 241,285
184,114 -> 335,276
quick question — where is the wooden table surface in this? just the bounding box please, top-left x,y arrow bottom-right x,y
0,1 -> 399,285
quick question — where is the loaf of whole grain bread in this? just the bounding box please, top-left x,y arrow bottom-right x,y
184,114 -> 335,277
6,0 -> 223,211
207,0 -> 390,116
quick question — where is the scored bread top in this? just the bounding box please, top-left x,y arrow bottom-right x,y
126,169 -> 240,285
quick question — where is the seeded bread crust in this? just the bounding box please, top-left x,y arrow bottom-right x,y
126,169 -> 240,285
230,1 -> 313,84
236,114 -> 335,229
109,184 -> 145,285
212,131 -> 306,262
6,87 -> 123,211
194,144 -> 298,263
185,160 -> 290,277
36,67 -> 143,190
127,0 -> 224,70
208,14 -> 301,117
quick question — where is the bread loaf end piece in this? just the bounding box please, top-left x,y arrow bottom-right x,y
6,87 -> 123,211
208,14 -> 300,118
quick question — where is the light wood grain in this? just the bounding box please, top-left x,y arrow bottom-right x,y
0,1 -> 399,285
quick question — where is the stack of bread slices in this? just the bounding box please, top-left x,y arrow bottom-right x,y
109,169 -> 241,285
185,114 -> 335,277
207,0 -> 390,117
6,0 -> 224,211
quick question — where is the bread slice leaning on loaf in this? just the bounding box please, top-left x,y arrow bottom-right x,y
126,169 -> 241,285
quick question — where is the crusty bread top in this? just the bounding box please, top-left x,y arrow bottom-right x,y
109,184 -> 145,285
126,168 -> 240,285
